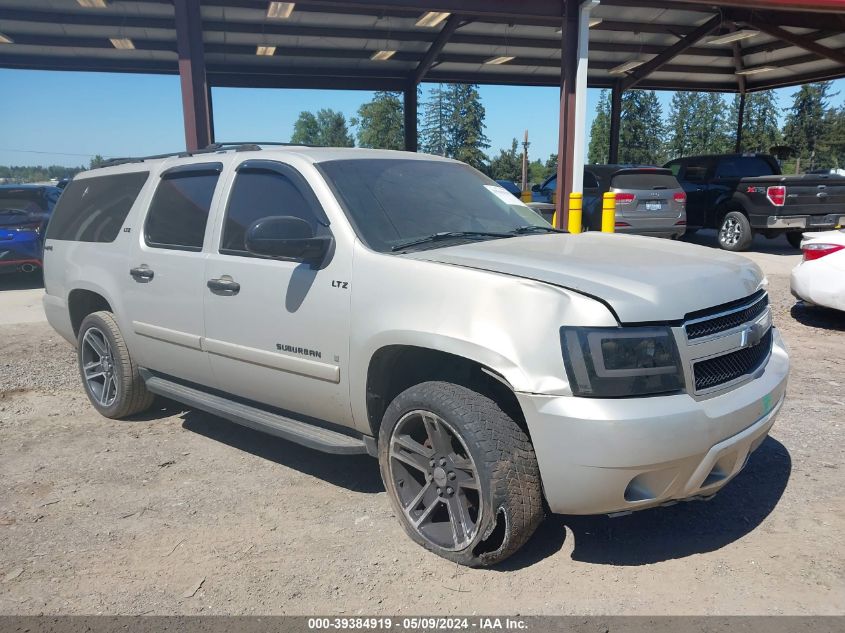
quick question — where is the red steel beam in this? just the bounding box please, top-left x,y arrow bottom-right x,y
175,0 -> 212,151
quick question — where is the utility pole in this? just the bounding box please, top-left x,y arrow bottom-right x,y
521,129 -> 530,193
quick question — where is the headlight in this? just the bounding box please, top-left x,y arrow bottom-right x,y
560,326 -> 684,397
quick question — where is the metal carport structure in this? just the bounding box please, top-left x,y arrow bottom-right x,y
1,0 -> 844,227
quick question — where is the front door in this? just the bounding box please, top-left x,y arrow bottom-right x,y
123,162 -> 223,388
202,160 -> 353,427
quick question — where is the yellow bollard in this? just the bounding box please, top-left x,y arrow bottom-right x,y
601,191 -> 616,233
521,190 -> 532,203
568,192 -> 583,234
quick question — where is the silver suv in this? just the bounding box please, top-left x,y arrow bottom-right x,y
43,145 -> 788,566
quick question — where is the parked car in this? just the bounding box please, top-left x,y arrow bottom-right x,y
43,146 -> 788,566
0,184 -> 62,274
494,179 -> 522,198
790,229 -> 845,312
532,166 -> 687,239
664,153 -> 845,251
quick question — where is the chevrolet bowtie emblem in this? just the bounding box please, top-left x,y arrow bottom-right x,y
741,323 -> 766,348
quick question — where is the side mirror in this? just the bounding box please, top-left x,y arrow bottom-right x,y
245,216 -> 332,265
531,184 -> 541,192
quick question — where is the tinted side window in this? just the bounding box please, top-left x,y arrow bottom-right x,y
221,168 -> 324,255
544,176 -> 557,191
715,157 -> 776,178
665,160 -> 682,176
46,172 -> 149,242
145,167 -> 220,251
682,160 -> 709,183
583,171 -> 599,189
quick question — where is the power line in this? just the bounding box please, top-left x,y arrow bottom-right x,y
0,147 -> 96,157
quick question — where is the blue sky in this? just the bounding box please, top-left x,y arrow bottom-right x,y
0,68 -> 843,168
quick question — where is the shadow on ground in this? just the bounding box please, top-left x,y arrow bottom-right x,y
178,407 -> 385,494
0,271 -> 43,291
499,436 -> 791,569
790,302 -> 845,331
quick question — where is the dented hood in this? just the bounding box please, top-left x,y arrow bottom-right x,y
404,232 -> 765,323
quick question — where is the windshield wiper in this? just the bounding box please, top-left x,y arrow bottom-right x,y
391,231 -> 512,252
511,225 -> 565,234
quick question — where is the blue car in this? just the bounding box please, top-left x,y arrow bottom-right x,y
0,184 -> 62,274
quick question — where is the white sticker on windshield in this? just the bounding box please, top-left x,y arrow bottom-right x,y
484,184 -> 528,207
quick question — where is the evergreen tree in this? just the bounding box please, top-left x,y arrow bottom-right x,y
588,89 -> 611,164
730,91 -> 782,154
666,92 -> 696,159
290,109 -> 354,147
354,92 -> 404,150
618,90 -> 664,165
488,138 -> 522,182
544,154 -> 558,176
446,84 -> 490,170
420,84 -> 450,156
818,105 -> 845,169
784,82 -> 834,170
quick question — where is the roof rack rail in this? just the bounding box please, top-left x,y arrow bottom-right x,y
96,141 -> 316,169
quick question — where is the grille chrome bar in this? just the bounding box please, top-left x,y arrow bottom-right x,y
685,291 -> 768,341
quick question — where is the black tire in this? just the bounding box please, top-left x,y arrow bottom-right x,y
717,210 -> 754,251
378,381 -> 543,567
77,311 -> 154,419
786,231 -> 804,250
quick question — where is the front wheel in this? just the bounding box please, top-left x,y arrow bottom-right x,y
718,211 -> 754,251
378,381 -> 543,567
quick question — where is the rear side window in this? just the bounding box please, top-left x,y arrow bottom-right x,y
46,172 -> 149,242
681,161 -> 710,183
584,171 -> 599,189
221,165 -> 325,255
611,172 -> 680,190
145,164 -> 221,251
715,157 -> 776,179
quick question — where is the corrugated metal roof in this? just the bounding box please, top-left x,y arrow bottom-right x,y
0,0 -> 843,92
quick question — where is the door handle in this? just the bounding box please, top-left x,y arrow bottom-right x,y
207,277 -> 240,296
129,266 -> 154,282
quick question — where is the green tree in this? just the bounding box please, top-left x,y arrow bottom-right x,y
354,92 -> 404,150
818,105 -> 845,168
488,138 -> 522,181
783,82 -> 834,170
588,89 -> 611,163
619,90 -> 664,165
668,92 -> 731,158
446,84 -> 490,169
666,92 -> 696,159
529,159 -> 548,183
420,84 -> 450,156
290,109 -> 354,147
89,154 -> 106,169
731,91 -> 782,154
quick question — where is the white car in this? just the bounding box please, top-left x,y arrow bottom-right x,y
791,229 -> 845,312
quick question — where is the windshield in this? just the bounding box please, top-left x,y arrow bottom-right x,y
318,159 -> 550,252
0,190 -> 49,214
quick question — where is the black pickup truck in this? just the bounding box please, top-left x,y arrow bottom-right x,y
664,153 -> 845,251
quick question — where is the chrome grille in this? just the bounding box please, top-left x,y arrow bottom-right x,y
693,328 -> 773,391
685,291 -> 768,340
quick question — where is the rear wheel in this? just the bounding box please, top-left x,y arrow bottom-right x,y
77,311 -> 154,419
786,232 -> 804,250
718,211 -> 753,251
378,381 -> 543,567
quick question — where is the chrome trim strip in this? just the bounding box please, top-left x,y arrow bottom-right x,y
203,337 -> 340,383
132,321 -> 202,350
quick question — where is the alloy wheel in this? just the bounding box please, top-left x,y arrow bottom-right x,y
388,410 -> 482,551
81,327 -> 118,407
719,216 -> 742,247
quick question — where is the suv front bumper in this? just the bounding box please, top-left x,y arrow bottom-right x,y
516,328 -> 789,515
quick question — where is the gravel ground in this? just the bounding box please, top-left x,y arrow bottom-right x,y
0,267 -> 843,616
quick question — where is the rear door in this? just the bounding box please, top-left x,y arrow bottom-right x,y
675,158 -> 713,228
122,162 -> 223,388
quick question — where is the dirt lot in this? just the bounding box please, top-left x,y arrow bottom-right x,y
0,235 -> 843,616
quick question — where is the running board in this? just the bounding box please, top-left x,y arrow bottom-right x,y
141,371 -> 369,455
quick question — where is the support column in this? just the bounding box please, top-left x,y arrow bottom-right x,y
175,0 -> 211,152
404,82 -> 418,152
609,80 -> 622,164
571,0 -> 598,194
206,84 -> 215,144
554,0 -> 579,230
734,91 -> 746,153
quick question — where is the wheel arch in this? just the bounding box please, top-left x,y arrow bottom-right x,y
68,288 -> 113,338
364,344 -> 528,440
